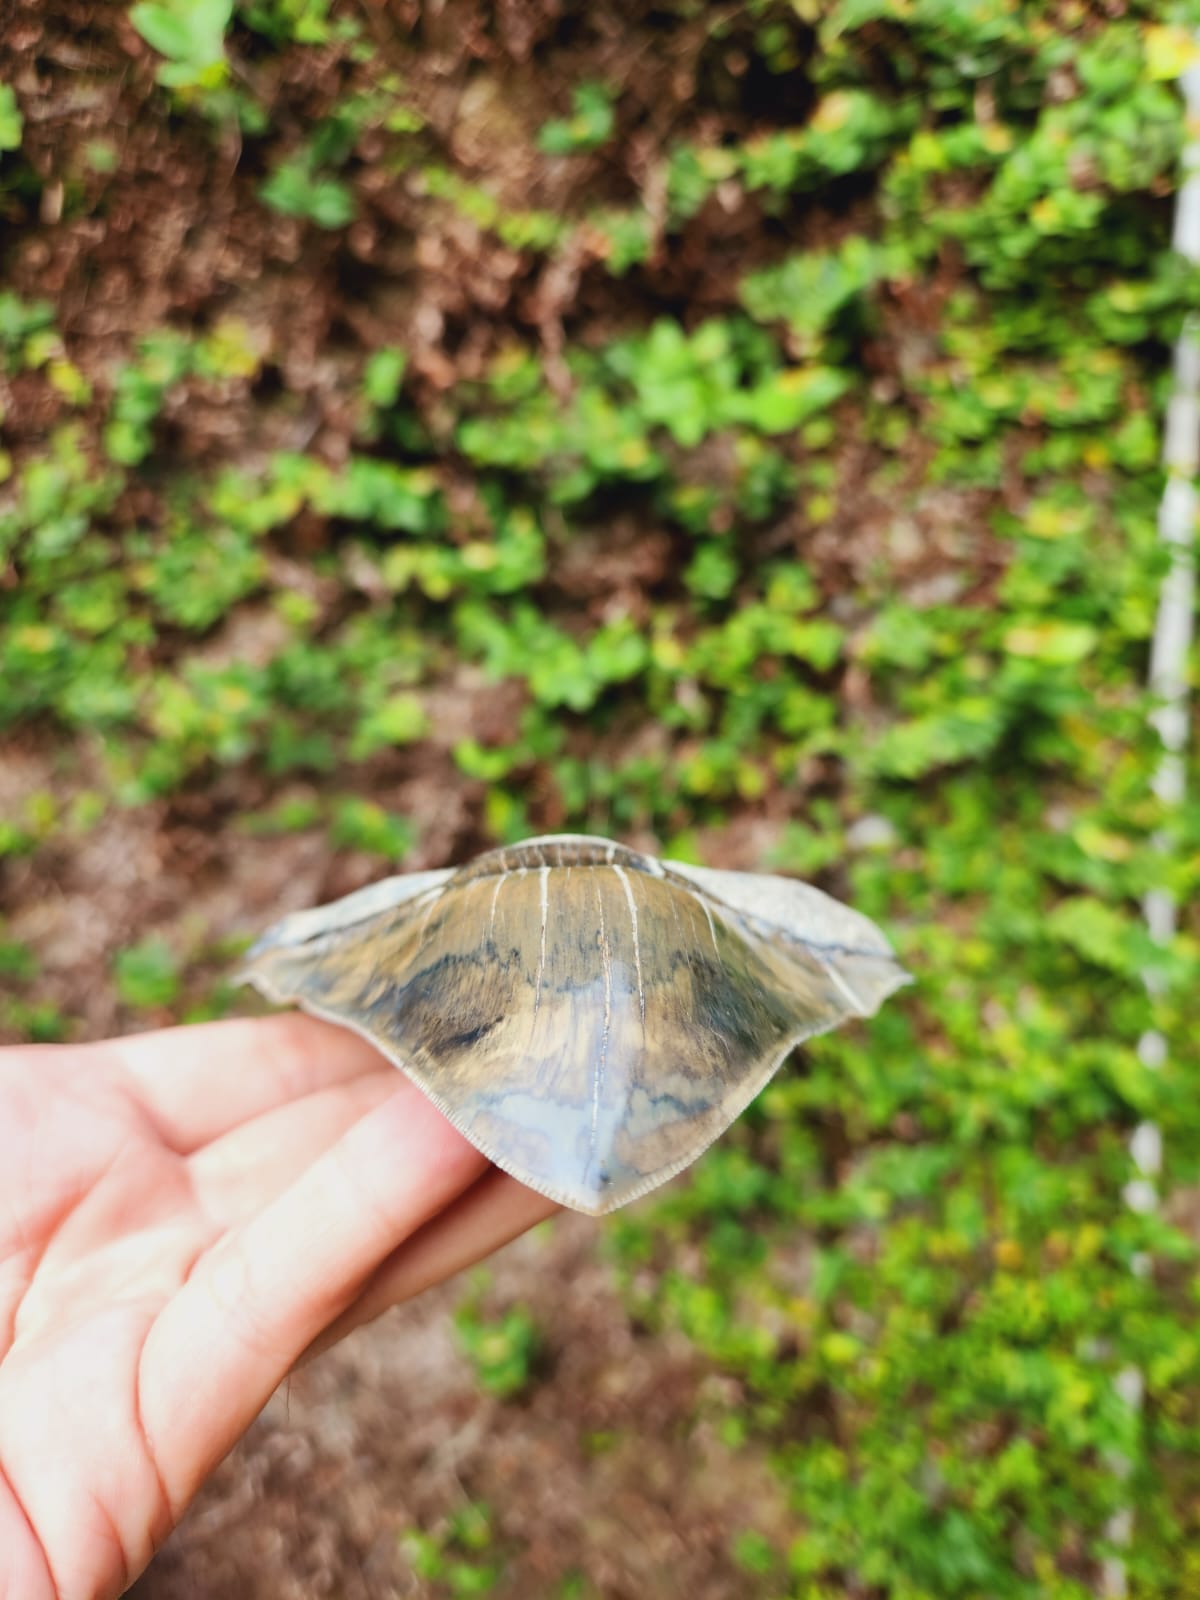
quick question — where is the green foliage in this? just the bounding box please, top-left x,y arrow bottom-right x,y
422,167 -> 567,252
0,937 -> 36,983
742,88 -> 906,194
0,295 -> 55,368
130,0 -> 232,91
237,0 -> 345,45
103,329 -> 194,464
0,86 -> 22,154
362,347 -> 407,410
454,1280 -> 541,1399
260,156 -> 354,228
328,799 -> 416,860
260,85 -> 421,227
741,236 -> 886,356
732,1529 -> 779,1579
114,938 -> 181,1009
400,1502 -> 503,1596
538,83 -> 616,155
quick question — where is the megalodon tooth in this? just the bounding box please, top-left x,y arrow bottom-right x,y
240,834 -> 910,1214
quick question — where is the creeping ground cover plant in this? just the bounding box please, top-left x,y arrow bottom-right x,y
1,0 -> 1200,1594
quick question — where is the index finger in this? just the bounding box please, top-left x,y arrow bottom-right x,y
110,1012 -> 387,1152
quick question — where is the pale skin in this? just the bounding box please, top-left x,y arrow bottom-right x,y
0,1013 -> 559,1600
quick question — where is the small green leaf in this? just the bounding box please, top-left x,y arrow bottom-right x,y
1003,620 -> 1098,664
363,348 -> 407,408
114,939 -> 180,1010
538,82 -> 615,155
0,85 -> 22,153
737,366 -> 851,434
350,692 -> 430,759
329,799 -> 415,860
130,0 -> 231,80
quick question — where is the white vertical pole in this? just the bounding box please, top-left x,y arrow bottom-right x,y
1099,56 -> 1200,1600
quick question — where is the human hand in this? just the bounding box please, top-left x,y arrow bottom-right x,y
0,1013 -> 558,1600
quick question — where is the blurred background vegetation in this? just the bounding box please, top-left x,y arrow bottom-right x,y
4,0 -> 1200,1595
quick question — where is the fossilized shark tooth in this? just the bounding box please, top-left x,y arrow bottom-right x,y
240,834 -> 910,1214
